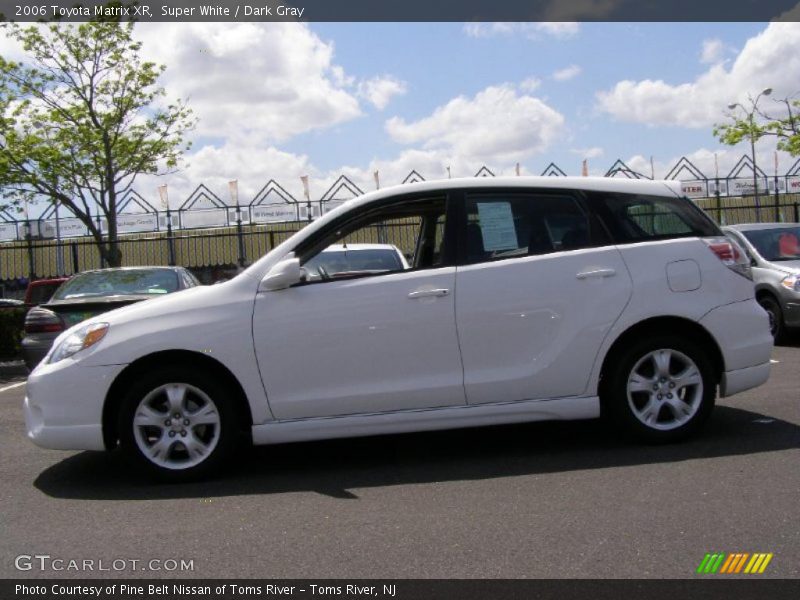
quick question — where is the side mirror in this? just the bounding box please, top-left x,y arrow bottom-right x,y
259,257 -> 304,292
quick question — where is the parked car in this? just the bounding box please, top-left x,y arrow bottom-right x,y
24,277 -> 70,307
24,178 -> 772,481
0,298 -> 25,308
723,223 -> 800,341
304,243 -> 410,281
21,267 -> 200,370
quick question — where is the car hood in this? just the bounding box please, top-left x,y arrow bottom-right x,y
763,259 -> 800,273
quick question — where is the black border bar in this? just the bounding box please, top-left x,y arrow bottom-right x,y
0,0 -> 799,22
4,580 -> 800,600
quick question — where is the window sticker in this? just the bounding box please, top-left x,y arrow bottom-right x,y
476,202 -> 518,251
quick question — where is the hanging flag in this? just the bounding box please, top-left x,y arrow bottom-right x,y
446,166 -> 451,179
228,180 -> 238,204
158,185 -> 168,210
581,159 -> 588,177
301,175 -> 310,200
374,170 -> 380,190
650,156 -> 655,179
714,153 -> 719,179
515,162 -> 520,176
774,151 -> 779,176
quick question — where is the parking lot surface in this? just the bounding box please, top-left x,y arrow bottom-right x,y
1,345 -> 798,579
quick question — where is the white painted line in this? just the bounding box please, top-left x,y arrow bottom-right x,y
770,359 -> 780,364
0,381 -> 26,394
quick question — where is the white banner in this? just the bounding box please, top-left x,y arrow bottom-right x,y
102,213 -> 158,234
728,178 -> 768,196
680,180 -> 708,198
0,222 -> 17,241
250,204 -> 297,223
708,180 -> 728,196
321,200 -> 347,214
179,209 -> 228,229
43,218 -> 89,239
787,177 -> 800,193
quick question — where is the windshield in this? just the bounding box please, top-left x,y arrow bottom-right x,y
53,269 -> 180,300
741,227 -> 800,262
305,248 -> 403,276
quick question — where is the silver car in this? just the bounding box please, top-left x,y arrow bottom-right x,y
723,223 -> 800,340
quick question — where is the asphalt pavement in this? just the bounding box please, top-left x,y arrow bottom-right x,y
1,345 -> 798,579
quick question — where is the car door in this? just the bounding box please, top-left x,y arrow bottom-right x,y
252,194 -> 467,420
454,189 -> 633,405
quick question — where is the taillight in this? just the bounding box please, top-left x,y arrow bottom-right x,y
24,307 -> 65,334
703,237 -> 752,280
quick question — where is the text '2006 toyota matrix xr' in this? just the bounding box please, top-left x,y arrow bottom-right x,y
25,177 -> 772,481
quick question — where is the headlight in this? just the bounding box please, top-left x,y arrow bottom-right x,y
780,274 -> 800,292
49,322 -> 110,364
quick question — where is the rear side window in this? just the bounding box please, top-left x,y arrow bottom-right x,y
589,192 -> 720,243
464,193 -> 593,264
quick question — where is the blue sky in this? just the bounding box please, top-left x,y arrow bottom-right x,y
299,22 -> 771,176
3,20 -> 799,210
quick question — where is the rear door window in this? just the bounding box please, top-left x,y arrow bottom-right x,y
463,193 -> 594,264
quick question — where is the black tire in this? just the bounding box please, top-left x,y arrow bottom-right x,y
757,294 -> 785,343
117,367 -> 240,482
602,335 -> 716,443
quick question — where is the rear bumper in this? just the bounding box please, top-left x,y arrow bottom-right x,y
720,361 -> 771,398
20,335 -> 56,371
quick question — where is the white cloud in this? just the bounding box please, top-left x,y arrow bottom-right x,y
463,22 -> 579,40
134,23 -> 362,143
385,84 -> 565,165
700,38 -> 725,64
357,76 -> 408,110
597,22 -> 800,128
519,77 -> 542,92
552,65 -> 582,81
570,147 -> 604,159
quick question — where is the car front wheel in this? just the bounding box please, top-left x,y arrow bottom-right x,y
757,294 -> 784,342
603,336 -> 716,442
118,369 -> 239,481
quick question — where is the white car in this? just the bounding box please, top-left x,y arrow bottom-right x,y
24,177 -> 773,481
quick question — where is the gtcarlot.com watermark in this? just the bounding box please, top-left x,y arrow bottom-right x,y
14,554 -> 194,572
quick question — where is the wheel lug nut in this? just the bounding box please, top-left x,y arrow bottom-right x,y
657,394 -> 662,400
669,382 -> 675,388
184,419 -> 190,426
652,384 -> 658,391
168,431 -> 176,438
165,419 -> 171,426
174,413 -> 181,419
180,430 -> 187,437
667,393 -> 673,399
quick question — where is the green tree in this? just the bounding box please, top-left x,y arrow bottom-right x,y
0,20 -> 194,266
714,93 -> 800,159
763,96 -> 800,157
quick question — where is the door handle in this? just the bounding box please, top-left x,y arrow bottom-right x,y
576,268 -> 617,280
408,288 -> 450,299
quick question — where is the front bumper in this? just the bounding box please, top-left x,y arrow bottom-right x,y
24,359 -> 125,451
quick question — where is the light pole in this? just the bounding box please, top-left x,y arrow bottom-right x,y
729,87 -> 772,218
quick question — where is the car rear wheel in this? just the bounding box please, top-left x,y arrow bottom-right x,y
118,369 -> 239,481
603,336 -> 716,442
757,294 -> 784,343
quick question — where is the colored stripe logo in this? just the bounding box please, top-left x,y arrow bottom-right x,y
697,552 -> 773,574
